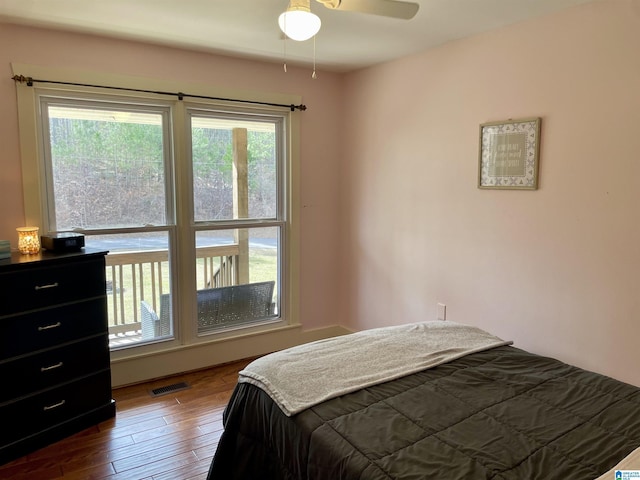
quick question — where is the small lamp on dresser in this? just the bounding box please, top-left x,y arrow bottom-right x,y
16,227 -> 40,254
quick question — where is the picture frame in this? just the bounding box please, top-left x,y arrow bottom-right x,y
478,117 -> 541,190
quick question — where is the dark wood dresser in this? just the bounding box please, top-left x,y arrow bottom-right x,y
0,249 -> 115,465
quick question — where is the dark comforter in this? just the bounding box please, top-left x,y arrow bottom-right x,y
208,346 -> 640,479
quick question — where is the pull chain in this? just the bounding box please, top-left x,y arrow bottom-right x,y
312,35 -> 318,79
283,34 -> 288,73
283,16 -> 288,73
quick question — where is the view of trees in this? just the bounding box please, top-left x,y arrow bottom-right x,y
49,109 -> 277,231
191,125 -> 277,222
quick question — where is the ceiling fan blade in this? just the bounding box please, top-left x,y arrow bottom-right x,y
317,0 -> 419,20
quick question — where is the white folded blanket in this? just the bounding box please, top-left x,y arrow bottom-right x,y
239,321 -> 512,416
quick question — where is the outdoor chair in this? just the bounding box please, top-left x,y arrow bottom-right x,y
141,299 -> 171,339
140,280 -> 275,339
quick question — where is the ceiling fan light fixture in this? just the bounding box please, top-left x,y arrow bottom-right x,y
278,0 -> 321,41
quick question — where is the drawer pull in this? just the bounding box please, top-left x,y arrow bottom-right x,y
43,399 -> 66,411
41,361 -> 64,372
38,322 -> 62,331
35,282 -> 60,291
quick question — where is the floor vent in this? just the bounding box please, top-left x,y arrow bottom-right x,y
150,381 -> 191,397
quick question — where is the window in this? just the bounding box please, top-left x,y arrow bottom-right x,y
44,104 -> 171,231
21,80 -> 294,353
40,99 -> 177,347
188,109 -> 284,335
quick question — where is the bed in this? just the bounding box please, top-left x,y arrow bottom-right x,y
207,321 -> 640,479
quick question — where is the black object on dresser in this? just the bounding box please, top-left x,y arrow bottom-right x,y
0,249 -> 116,465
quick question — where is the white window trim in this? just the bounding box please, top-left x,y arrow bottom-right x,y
12,62 -> 301,363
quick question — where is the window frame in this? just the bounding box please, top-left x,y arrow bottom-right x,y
13,63 -> 301,361
184,103 -> 289,338
37,94 -> 177,233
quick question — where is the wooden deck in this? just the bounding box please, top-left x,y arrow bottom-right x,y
0,358 -> 253,480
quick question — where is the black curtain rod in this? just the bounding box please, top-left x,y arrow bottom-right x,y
11,74 -> 307,112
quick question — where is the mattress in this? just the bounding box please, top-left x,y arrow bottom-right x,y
208,341 -> 640,479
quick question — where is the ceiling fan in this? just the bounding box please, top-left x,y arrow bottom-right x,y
279,0 -> 419,41
316,0 -> 419,20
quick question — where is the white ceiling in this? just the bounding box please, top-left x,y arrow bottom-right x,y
0,0 -> 596,72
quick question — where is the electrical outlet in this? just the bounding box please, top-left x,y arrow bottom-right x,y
437,303 -> 447,321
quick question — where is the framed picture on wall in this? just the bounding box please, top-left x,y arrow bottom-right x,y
478,117 -> 541,190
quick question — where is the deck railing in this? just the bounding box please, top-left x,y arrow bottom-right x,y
105,245 -> 240,336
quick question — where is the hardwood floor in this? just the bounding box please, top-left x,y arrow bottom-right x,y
0,358 -> 253,480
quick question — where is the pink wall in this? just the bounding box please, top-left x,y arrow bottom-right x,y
2,0 -> 639,387
340,0 -> 640,386
0,24 -> 343,332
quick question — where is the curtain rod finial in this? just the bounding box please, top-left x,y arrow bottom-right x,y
12,74 -> 34,86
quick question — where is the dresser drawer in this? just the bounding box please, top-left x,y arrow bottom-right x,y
0,370 -> 112,448
0,256 -> 105,316
0,298 -> 107,360
0,336 -> 110,403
